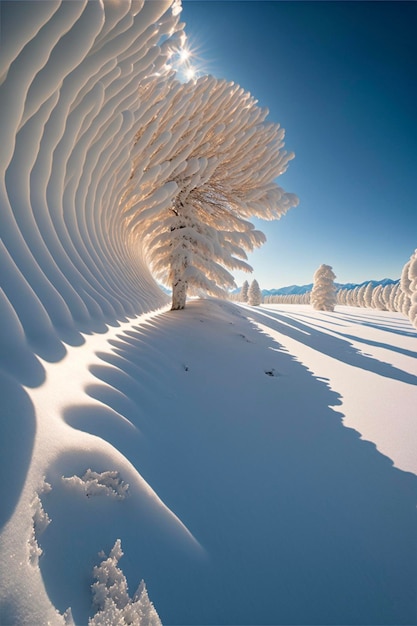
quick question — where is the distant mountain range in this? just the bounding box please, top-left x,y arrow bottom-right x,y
261,278 -> 399,297
161,278 -> 400,297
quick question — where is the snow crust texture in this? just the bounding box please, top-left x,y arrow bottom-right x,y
89,540 -> 161,626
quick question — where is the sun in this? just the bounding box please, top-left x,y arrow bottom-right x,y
178,47 -> 190,63
168,35 -> 207,83
184,65 -> 196,81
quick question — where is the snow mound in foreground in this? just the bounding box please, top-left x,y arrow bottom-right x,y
1,296 -> 417,625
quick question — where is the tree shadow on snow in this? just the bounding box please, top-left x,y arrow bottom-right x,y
248,306 -> 417,386
52,299 -> 417,625
330,310 -> 417,338
0,372 -> 36,529
333,332 -> 417,359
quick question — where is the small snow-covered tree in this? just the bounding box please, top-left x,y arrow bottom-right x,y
401,250 -> 417,328
357,284 -> 367,308
371,284 -> 386,310
363,282 -> 374,308
382,283 -> 394,311
336,288 -> 346,306
240,280 -> 249,302
248,279 -> 262,306
389,283 -> 400,312
89,540 -> 161,626
347,286 -> 359,306
311,264 -> 337,312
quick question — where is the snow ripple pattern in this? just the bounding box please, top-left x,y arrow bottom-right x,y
0,0 -> 184,372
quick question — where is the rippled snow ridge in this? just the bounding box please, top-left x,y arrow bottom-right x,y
0,0 -> 178,370
0,1 -> 297,623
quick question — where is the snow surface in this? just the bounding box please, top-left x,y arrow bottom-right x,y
1,299 -> 417,625
1,1 -> 416,623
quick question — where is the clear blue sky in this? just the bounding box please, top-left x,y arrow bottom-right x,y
181,0 -> 417,288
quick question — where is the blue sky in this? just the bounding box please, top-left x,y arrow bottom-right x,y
181,0 -> 417,288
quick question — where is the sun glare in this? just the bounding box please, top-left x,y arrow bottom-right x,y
178,47 -> 190,62
168,34 -> 209,83
184,66 -> 196,80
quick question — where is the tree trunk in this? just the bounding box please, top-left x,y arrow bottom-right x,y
171,272 -> 187,310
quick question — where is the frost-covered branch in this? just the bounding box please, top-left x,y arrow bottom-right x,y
89,540 -> 161,626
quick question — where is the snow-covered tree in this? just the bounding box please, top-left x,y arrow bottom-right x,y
248,279 -> 262,306
347,286 -> 359,306
356,284 -> 367,308
311,264 -> 337,312
401,250 -> 417,328
387,283 -> 396,311
336,289 -> 346,306
89,540 -> 161,626
371,285 -> 386,310
363,282 -> 374,308
264,291 -> 310,305
390,283 -> 401,312
125,76 -> 298,309
381,283 -> 394,310
240,280 -> 249,302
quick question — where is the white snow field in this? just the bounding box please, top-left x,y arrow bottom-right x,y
1,1 -> 417,624
1,298 -> 417,625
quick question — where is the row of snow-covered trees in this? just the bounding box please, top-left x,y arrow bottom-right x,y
265,281 -> 403,310
336,250 -> 417,329
243,252 -> 417,330
337,282 -> 401,310
264,277 -> 414,318
264,292 -> 311,305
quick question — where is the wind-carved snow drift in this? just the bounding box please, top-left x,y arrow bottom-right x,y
0,0 -> 297,372
0,1 -> 298,623
0,0 -> 183,374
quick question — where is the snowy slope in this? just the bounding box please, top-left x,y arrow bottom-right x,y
1,299 -> 417,625
253,303 -> 417,475
1,2 -> 417,624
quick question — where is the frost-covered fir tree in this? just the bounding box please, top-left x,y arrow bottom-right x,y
240,280 -> 249,302
248,279 -> 262,306
401,249 -> 417,328
389,283 -> 400,312
371,285 -> 386,310
336,289 -> 347,306
382,284 -> 394,310
363,282 -> 374,308
311,264 -> 337,312
126,76 -> 298,309
357,284 -> 367,308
